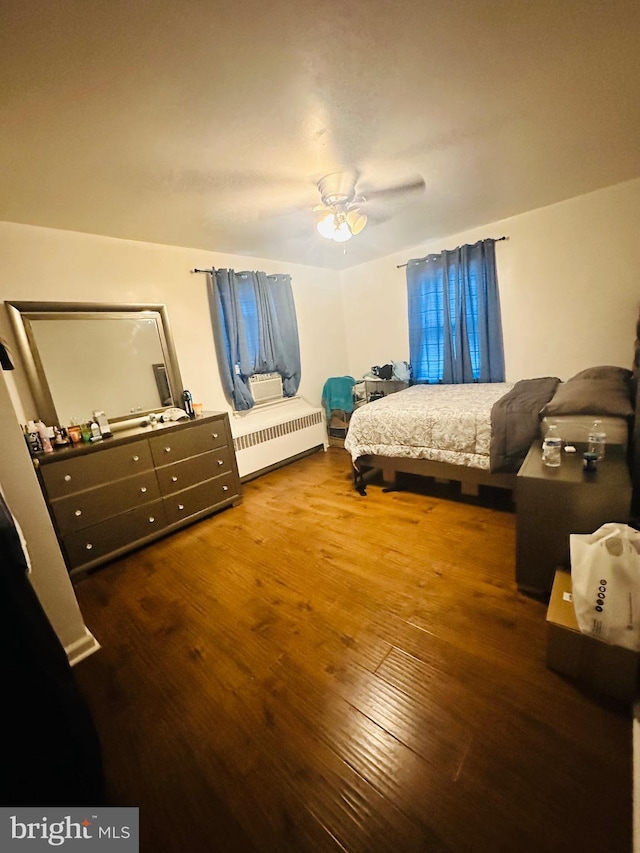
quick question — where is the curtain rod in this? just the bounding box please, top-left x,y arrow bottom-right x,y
192,267 -> 215,274
396,236 -> 508,269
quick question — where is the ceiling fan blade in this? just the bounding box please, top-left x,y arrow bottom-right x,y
361,175 -> 426,202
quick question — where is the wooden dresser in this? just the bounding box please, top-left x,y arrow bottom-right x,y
34,412 -> 241,577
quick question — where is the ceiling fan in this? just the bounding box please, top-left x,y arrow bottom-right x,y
313,168 -> 425,243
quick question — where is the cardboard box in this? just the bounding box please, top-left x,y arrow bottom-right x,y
546,569 -> 639,703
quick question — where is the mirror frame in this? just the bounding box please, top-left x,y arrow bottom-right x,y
6,301 -> 184,427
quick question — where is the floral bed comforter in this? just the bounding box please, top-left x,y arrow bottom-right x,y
344,378 -> 561,473
344,383 -> 513,470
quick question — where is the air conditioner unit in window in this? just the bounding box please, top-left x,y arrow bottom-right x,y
248,372 -> 284,405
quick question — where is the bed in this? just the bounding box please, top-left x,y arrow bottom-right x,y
344,367 -> 635,497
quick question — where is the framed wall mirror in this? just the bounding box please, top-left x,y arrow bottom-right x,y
6,301 -> 184,428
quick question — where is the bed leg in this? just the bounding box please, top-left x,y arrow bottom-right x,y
381,467 -> 397,486
353,464 -> 367,496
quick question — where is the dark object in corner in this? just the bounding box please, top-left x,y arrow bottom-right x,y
183,389 -> 195,418
371,364 -> 394,380
0,336 -> 14,370
0,492 -> 105,806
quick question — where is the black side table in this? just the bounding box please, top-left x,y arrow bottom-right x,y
515,442 -> 632,597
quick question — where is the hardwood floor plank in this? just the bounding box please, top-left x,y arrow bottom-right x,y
72,448 -> 631,852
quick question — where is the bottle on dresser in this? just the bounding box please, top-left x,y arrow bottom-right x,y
182,389 -> 195,418
93,410 -> 112,438
34,419 -> 53,453
53,426 -> 69,447
25,421 -> 42,455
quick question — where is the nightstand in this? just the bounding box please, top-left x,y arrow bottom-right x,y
515,442 -> 632,597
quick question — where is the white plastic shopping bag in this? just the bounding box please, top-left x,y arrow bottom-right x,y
570,523 -> 640,651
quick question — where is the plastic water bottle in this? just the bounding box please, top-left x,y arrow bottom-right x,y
542,423 -> 562,467
588,420 -> 606,460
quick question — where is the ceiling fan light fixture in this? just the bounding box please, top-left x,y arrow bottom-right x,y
332,220 -> 352,243
316,210 -> 353,242
313,167 -> 424,246
316,212 -> 338,239
315,171 -> 366,244
346,209 -> 367,235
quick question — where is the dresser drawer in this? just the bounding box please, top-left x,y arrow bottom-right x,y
40,439 -> 153,499
50,471 -> 161,536
149,418 -> 227,466
163,474 -> 238,525
155,447 -> 234,496
62,499 -> 168,569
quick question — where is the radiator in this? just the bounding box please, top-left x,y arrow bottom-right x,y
231,397 -> 327,479
248,372 -> 283,404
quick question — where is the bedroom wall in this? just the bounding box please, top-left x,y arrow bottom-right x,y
0,221 -> 348,655
0,369 -> 98,663
340,177 -> 640,383
0,220 -> 349,422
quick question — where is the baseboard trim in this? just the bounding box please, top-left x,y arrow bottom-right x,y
65,628 -> 101,666
239,445 -> 324,483
634,702 -> 639,852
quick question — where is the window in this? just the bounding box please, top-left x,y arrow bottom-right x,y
235,277 -> 260,367
208,270 -> 301,410
406,239 -> 505,385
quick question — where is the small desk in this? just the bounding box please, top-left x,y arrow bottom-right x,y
516,442 -> 632,597
364,379 -> 408,402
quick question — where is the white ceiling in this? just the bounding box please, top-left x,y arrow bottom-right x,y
1,0 -> 639,270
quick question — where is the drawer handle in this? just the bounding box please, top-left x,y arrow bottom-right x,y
132,455 -> 140,462
74,509 -> 82,517
64,474 -> 72,482
223,484 -> 229,491
140,486 -> 147,493
85,543 -> 93,551
178,504 -> 184,511
217,459 -> 224,466
212,432 -> 219,439
164,446 -> 171,453
171,476 -> 178,482
148,516 -> 155,523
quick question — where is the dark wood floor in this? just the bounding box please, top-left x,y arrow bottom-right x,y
72,448 -> 632,853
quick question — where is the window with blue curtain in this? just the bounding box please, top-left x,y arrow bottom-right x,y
207,269 -> 302,410
235,275 -> 260,365
406,238 -> 505,384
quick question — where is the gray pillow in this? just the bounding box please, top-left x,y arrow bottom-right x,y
567,365 -> 632,383
541,378 -> 634,418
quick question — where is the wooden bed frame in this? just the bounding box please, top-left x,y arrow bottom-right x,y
353,453 -> 517,497
355,315 -> 640,502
